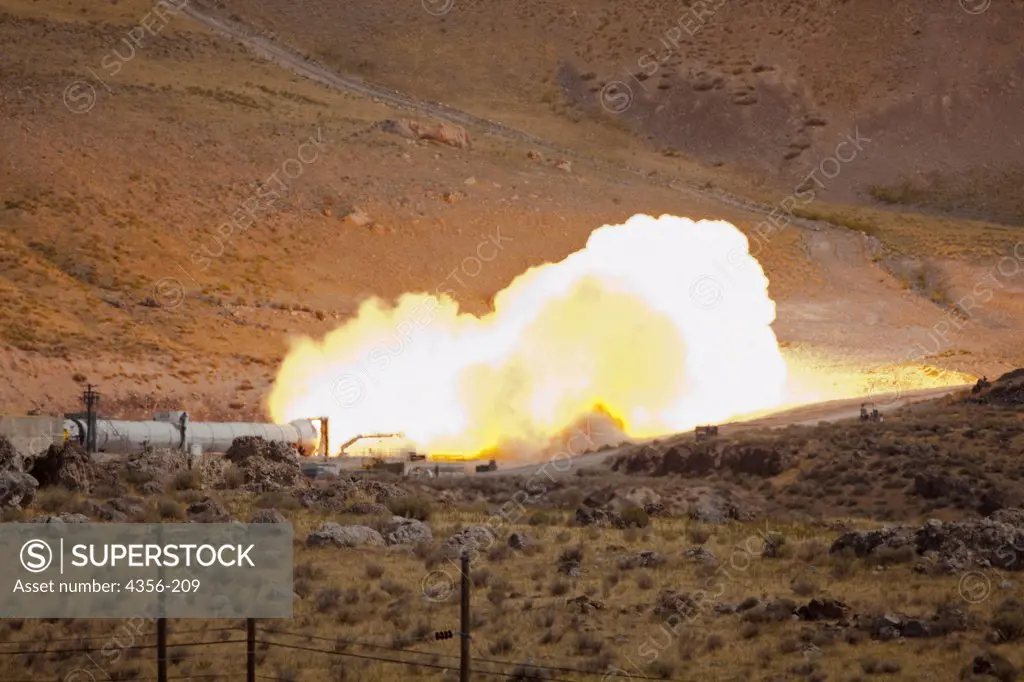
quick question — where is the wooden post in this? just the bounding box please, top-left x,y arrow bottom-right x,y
460,553 -> 470,682
247,618 -> 256,682
156,619 -> 167,682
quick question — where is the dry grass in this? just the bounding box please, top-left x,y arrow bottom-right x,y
6,392 -> 1024,679
4,453 -> 1024,682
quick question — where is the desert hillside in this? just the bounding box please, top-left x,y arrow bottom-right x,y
0,0 -> 1022,421
202,0 -> 1024,226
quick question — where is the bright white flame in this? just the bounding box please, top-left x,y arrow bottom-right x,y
269,214 -> 791,455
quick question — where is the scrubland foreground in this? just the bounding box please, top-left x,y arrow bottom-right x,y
0,376 -> 1022,681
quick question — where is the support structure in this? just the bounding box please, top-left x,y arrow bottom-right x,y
319,417 -> 330,457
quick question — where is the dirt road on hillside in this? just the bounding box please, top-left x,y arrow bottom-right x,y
181,2 -> 830,229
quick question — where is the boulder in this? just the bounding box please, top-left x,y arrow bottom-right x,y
566,595 -> 604,613
107,497 -> 146,518
225,437 -> 307,493
345,502 -> 390,516
377,119 -> 472,149
352,478 -> 406,502
29,442 -> 95,492
686,488 -> 752,523
508,532 -> 536,550
442,527 -> 497,558
654,590 -> 702,619
990,509 -> 1024,527
80,500 -> 128,522
122,448 -> 192,487
27,513 -> 89,524
683,547 -> 717,563
574,506 -> 623,528
298,486 -> 350,511
383,517 -> 433,546
618,550 -> 666,570
856,606 -> 969,640
306,522 -> 384,548
249,508 -> 288,524
186,497 -> 233,523
830,526 -> 915,558
0,471 -> 38,509
558,556 -> 582,578
796,599 -> 850,621
0,436 -> 23,472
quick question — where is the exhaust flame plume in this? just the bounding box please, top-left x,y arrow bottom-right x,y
269,214 -> 789,456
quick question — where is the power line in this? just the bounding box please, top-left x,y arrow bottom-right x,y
0,624 -> 681,682
0,626 -> 241,647
262,627 -> 673,681
255,640 -> 582,682
0,639 -> 246,656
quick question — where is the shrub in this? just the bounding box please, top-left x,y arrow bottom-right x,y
386,495 -> 433,521
315,588 -> 341,612
35,487 -> 76,513
992,605 -> 1024,643
169,469 -> 203,491
295,561 -> 324,581
550,579 -> 570,596
689,527 -> 711,544
527,510 -> 554,526
647,660 -> 675,679
221,465 -> 246,489
254,491 -> 299,510
489,634 -> 515,655
792,579 -> 816,597
157,498 -> 184,520
574,633 -> 603,656
621,507 -> 650,528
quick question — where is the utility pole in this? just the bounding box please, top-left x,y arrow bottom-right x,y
246,619 -> 256,682
460,552 -> 471,682
156,618 -> 167,682
82,384 -> 100,454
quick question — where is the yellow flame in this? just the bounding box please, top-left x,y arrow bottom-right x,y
268,214 -> 802,455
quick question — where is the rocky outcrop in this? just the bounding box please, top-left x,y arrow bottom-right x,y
508,532 -> 536,550
574,506 -> 624,528
441,527 -> 497,558
0,436 -> 23,472
186,497 -> 233,523
345,502 -> 390,516
377,118 -> 472,149
29,442 -> 96,493
383,517 -> 432,546
225,437 -> 307,493
306,522 -> 384,548
618,550 -> 666,570
27,513 -> 89,524
830,513 -> 1024,572
796,599 -> 850,621
249,508 -> 288,524
0,470 -> 38,509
